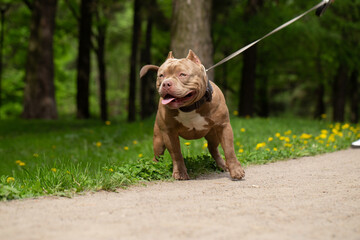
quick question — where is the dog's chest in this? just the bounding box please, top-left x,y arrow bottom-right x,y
174,110 -> 208,131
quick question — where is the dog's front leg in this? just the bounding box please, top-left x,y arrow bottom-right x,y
216,124 -> 245,180
162,132 -> 190,180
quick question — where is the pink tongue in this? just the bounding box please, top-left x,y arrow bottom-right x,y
162,97 -> 176,105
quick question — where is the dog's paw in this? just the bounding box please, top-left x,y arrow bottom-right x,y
173,171 -> 190,180
229,165 -> 245,180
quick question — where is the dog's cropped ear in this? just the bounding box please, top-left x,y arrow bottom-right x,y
140,65 -> 159,79
186,49 -> 202,66
166,51 -> 174,60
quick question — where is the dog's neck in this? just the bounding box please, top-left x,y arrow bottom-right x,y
179,79 -> 213,112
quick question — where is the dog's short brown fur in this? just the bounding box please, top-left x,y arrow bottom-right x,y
140,50 -> 245,180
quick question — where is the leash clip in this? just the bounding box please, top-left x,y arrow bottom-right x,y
316,0 -> 333,16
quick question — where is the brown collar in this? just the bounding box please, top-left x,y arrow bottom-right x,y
179,80 -> 213,112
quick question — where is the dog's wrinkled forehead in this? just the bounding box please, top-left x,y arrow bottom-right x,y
159,58 -> 204,76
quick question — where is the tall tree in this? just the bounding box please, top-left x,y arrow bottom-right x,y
171,0 -> 214,80
332,64 -> 348,122
94,3 -> 108,121
238,0 -> 264,117
127,0 -> 141,122
22,0 -> 58,119
76,0 -> 93,119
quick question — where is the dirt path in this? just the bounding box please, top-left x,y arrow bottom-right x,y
1,149 -> 359,240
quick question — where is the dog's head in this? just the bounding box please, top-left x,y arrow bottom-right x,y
140,50 -> 208,109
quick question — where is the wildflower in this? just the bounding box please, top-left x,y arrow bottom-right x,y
266,148 -> 270,151
109,168 -> 114,172
238,149 -> 244,153
6,177 -> 15,183
318,140 -> 324,144
96,142 -> 102,147
138,153 -> 143,158
33,153 -> 39,158
124,146 -> 129,151
333,145 -> 337,149
273,148 -> 278,151
319,133 -> 327,139
284,143 -> 292,148
337,132 -> 343,137
256,142 -> 266,150
66,171 -> 71,174
303,140 -> 308,144
279,136 -> 285,141
284,130 -> 292,135
332,128 -> 339,134
236,141 -> 241,146
284,137 -> 290,143
15,160 -> 26,166
202,143 -> 208,149
321,114 -> 327,119
300,133 -> 312,139
328,134 -> 335,143
240,128 -> 246,132
185,142 -> 191,146
292,135 -> 297,139
275,133 -> 281,138
133,140 -> 138,145
233,110 -> 239,116
268,137 -> 273,142
321,129 -> 328,135
105,121 -> 111,126
51,168 -> 57,172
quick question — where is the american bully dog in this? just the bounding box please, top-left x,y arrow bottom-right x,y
140,50 -> 245,180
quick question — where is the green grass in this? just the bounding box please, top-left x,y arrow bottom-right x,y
0,117 -> 359,200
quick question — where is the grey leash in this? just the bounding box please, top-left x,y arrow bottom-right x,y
206,0 -> 332,72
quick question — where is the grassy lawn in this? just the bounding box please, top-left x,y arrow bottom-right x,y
0,117 -> 359,200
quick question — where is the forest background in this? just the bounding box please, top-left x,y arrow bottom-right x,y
0,0 -> 359,123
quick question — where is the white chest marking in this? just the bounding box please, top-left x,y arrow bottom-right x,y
174,110 -> 208,131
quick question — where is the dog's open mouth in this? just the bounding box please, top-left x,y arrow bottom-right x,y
161,91 -> 195,105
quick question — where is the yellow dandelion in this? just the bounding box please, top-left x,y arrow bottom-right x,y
202,143 -> 208,149
292,135 -> 297,139
238,149 -> 244,153
273,148 -> 278,151
109,168 -> 114,172
284,130 -> 292,135
300,133 -> 312,139
275,133 -> 281,138
333,145 -> 337,149
321,129 -> 328,135
319,133 -> 327,139
279,136 -> 285,141
185,142 -> 191,146
133,140 -> 138,145
66,171 -> 71,174
284,137 -> 290,143
256,142 -> 266,150
33,153 -> 39,158
6,177 -> 15,183
138,153 -> 143,158
284,143 -> 293,148
337,132 -> 343,138
15,160 -> 25,166
321,114 -> 327,119
51,168 -> 57,173
96,142 -> 102,147
318,140 -> 324,144
303,140 -> 308,144
268,137 -> 273,142
105,121 -> 111,126
233,110 -> 239,116
124,146 -> 129,151
240,128 -> 246,132
236,141 -> 241,146
266,148 -> 270,151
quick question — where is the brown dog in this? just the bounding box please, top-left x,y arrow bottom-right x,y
140,50 -> 245,180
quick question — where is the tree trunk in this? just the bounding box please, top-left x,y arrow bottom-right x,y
332,64 -> 348,122
76,0 -> 93,119
22,0 -> 58,119
96,19 -> 108,121
258,74 -> 269,117
171,0 -> 214,80
238,45 -> 257,117
314,82 -> 325,119
349,69 -> 359,123
140,10 -> 156,119
238,0 -> 264,118
127,0 -> 141,122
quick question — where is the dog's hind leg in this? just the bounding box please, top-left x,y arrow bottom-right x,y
205,130 -> 228,171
